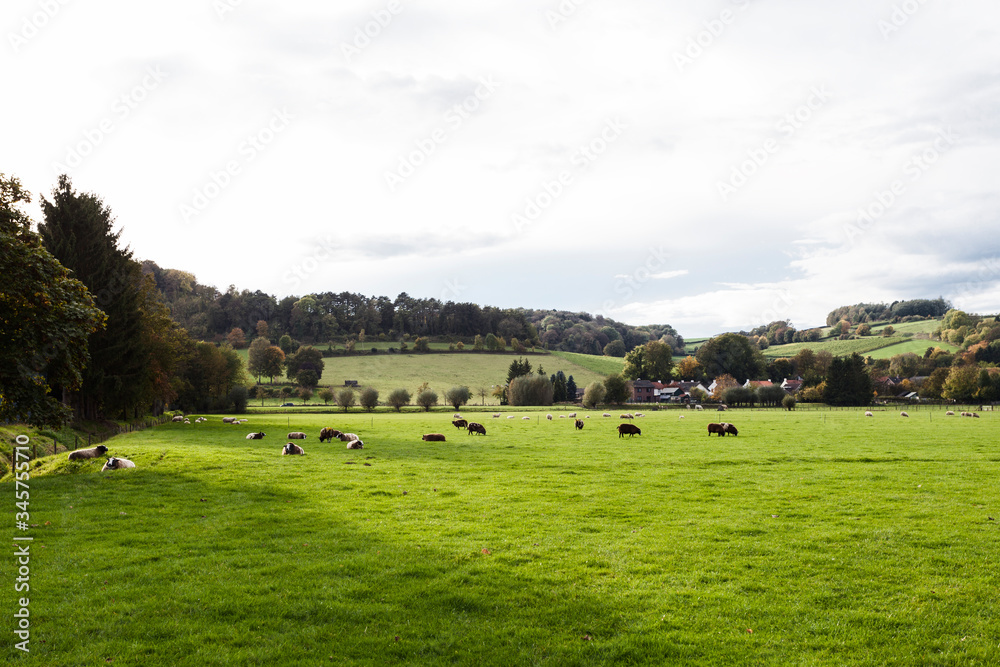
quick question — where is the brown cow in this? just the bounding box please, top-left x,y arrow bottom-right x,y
467,422 -> 486,435
707,423 -> 725,436
422,433 -> 447,442
618,423 -> 641,437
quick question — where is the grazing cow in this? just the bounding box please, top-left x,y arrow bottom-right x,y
467,422 -> 486,435
723,423 -> 739,436
245,432 -> 266,440
422,433 -> 447,442
452,419 -> 468,429
282,443 -> 305,456
618,423 -> 641,438
900,411 -> 909,417
707,423 -> 726,437
345,439 -> 364,450
101,457 -> 135,471
68,445 -> 109,461
319,427 -> 342,443
287,432 -> 308,439
575,419 -> 584,430
865,411 -> 874,417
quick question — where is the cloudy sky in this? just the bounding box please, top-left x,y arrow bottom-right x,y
6,0 -> 999,337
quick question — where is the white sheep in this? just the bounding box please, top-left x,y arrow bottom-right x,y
546,414 -> 553,420
101,457 -> 135,471
865,411 -> 873,417
900,411 -> 909,417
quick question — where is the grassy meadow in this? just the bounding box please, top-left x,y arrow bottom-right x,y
4,407 -> 999,665
238,349 -> 611,399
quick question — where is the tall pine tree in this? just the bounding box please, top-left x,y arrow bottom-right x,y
39,175 -> 150,420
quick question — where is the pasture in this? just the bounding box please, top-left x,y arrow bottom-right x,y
237,349 -> 607,398
4,408 -> 999,665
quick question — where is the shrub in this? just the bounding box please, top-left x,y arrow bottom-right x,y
507,376 -> 554,406
444,386 -> 472,410
782,394 -> 796,411
582,381 -> 606,408
386,388 -> 411,411
359,387 -> 379,411
416,389 -> 438,411
336,388 -> 356,411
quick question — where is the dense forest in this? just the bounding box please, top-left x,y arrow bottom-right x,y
139,261 -> 686,357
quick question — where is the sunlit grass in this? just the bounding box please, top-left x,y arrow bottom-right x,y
4,408 -> 999,665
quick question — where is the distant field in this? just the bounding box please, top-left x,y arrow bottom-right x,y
549,350 -> 625,377
763,336 -> 910,359
237,350 -> 609,398
7,408 -> 999,664
864,339 -> 961,360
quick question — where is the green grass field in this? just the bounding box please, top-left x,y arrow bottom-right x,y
864,339 -> 961,360
4,408 -> 999,665
238,349 -> 609,398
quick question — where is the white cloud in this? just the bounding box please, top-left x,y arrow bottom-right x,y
5,0 -> 1000,336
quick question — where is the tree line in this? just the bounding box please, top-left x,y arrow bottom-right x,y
142,261 -> 686,357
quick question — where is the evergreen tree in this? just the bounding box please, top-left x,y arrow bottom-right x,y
553,370 -> 568,402
39,175 -> 150,420
566,375 -> 577,402
823,353 -> 874,406
0,175 -> 106,426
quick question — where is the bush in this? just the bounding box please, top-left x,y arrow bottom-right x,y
444,386 -> 472,410
507,376 -> 554,406
416,389 -> 438,411
782,394 -> 796,411
229,386 -> 249,414
359,387 -> 379,411
386,388 -> 411,411
336,388 -> 356,412
582,381 -> 606,408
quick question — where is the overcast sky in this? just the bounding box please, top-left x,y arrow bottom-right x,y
6,0 -> 999,337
